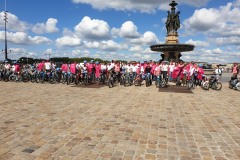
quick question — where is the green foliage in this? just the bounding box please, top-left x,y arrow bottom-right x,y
17,56 -> 127,64
18,57 -> 34,64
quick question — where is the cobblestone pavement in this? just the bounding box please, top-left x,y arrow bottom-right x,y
0,78 -> 239,160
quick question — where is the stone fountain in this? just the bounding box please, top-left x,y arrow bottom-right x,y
150,0 -> 194,62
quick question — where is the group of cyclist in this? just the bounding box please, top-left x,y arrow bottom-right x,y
0,58 -> 215,87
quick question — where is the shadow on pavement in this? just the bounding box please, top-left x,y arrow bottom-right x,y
70,82 -> 107,89
158,85 -> 194,94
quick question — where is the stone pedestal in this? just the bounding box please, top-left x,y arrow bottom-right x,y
161,51 -> 181,62
166,32 -> 179,44
162,32 -> 182,62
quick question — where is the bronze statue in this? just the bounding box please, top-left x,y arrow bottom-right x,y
165,1 -> 180,34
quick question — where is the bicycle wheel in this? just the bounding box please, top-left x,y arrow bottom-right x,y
120,76 -> 124,85
214,82 -> 222,90
187,80 -> 193,89
202,82 -> 210,90
108,78 -> 113,88
22,75 -> 29,83
160,80 -> 166,88
145,77 -> 149,87
236,82 -> 240,91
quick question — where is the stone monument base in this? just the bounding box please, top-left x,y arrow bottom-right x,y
161,51 -> 182,62
166,32 -> 179,44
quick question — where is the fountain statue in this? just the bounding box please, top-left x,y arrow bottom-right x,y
150,0 -> 194,62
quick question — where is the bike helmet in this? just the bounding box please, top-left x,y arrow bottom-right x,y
96,61 -> 99,64
83,60 -> 87,64
90,60 -> 94,63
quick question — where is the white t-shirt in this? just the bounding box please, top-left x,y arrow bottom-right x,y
132,66 -> 139,72
169,64 -> 175,72
11,65 -> 16,72
189,66 -> 195,76
4,64 -> 11,70
107,65 -> 112,71
45,62 -> 51,70
161,64 -> 169,71
140,66 -> 144,73
101,65 -> 107,71
124,65 -> 132,73
215,68 -> 222,75
76,64 -> 81,70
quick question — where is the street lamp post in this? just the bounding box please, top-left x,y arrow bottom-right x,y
45,53 -> 51,60
3,0 -> 9,60
4,11 -> 8,60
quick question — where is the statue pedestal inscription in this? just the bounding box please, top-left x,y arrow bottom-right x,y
166,32 -> 179,44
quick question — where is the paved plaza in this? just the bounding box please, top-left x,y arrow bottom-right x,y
0,76 -> 240,160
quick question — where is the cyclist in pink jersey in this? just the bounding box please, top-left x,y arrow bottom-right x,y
95,61 -> 101,79
37,61 -> 45,71
61,62 -> 68,73
70,62 -> 76,74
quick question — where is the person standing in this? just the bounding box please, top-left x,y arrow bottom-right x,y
44,60 -> 52,72
160,61 -> 169,80
154,62 -> 161,85
95,61 -> 101,79
168,60 -> 175,81
232,63 -> 239,77
214,65 -> 222,80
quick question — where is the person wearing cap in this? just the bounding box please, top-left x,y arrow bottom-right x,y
4,61 -> 11,71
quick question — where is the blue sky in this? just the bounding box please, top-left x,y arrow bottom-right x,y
0,0 -> 240,63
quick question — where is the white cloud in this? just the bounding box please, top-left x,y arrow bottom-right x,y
111,21 -> 140,38
10,48 -> 28,54
133,53 -> 142,58
71,0 -> 210,13
183,8 -> 221,32
74,16 -> 110,40
181,47 -> 240,64
83,41 -> 100,49
183,3 -> 240,34
212,48 -> 224,54
234,0 -> 240,7
100,40 -> 127,51
142,55 -> 151,60
129,31 -> 159,45
129,46 -> 143,52
185,39 -> 209,47
32,18 -> 59,34
83,40 -> 127,52
0,31 -> 52,45
216,36 -> 240,45
0,12 -> 29,32
44,48 -> 55,54
55,36 -> 81,47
